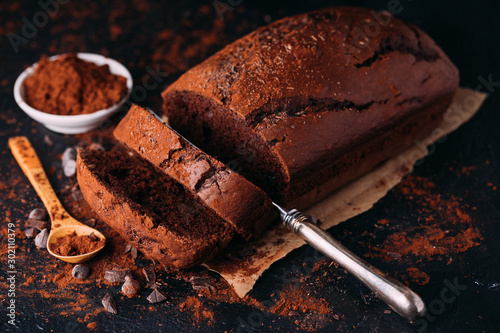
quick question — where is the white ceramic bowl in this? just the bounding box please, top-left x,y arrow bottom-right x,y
13,53 -> 133,134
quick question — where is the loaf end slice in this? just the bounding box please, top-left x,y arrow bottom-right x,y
76,149 -> 235,268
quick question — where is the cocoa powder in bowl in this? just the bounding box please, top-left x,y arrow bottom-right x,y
53,231 -> 105,256
23,54 -> 128,115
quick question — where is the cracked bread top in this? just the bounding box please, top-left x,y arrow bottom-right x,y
164,6 -> 458,120
162,6 -> 459,203
114,104 -> 274,239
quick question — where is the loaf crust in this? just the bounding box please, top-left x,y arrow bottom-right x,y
114,105 -> 274,239
162,6 -> 459,204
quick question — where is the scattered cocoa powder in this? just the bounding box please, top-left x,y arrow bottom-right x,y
52,231 -> 105,256
23,54 -> 128,115
377,218 -> 389,225
406,267 -> 431,285
269,285 -> 331,317
367,175 -> 483,263
179,296 -> 214,325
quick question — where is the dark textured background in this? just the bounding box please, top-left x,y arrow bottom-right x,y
0,0 -> 499,332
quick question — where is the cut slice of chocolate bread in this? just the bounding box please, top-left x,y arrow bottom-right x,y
114,104 -> 274,240
77,149 -> 235,268
161,6 -> 459,206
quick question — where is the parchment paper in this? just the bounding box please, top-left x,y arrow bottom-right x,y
205,88 -> 487,298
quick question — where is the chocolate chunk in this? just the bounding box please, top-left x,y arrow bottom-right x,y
104,269 -> 131,283
131,246 -> 138,259
143,267 -> 156,288
24,228 -> 39,238
62,147 -> 77,177
64,160 -> 77,177
29,208 -> 47,220
121,276 -> 141,298
83,218 -> 96,227
34,229 -> 48,248
88,232 -> 98,241
25,218 -> 48,231
192,284 -> 215,292
189,276 -> 216,292
147,289 -> 166,304
72,264 -> 90,279
62,147 -> 77,165
102,292 -> 117,314
189,276 -> 215,285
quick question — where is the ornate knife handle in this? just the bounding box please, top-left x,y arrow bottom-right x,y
274,203 -> 426,321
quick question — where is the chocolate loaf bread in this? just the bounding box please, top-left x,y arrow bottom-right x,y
77,149 -> 235,268
114,104 -> 274,240
162,6 -> 459,206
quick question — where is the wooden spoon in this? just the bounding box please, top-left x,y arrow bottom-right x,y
8,136 -> 105,263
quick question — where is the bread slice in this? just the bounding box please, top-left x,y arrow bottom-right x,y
113,104 -> 274,240
161,6 -> 459,206
77,149 -> 235,268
